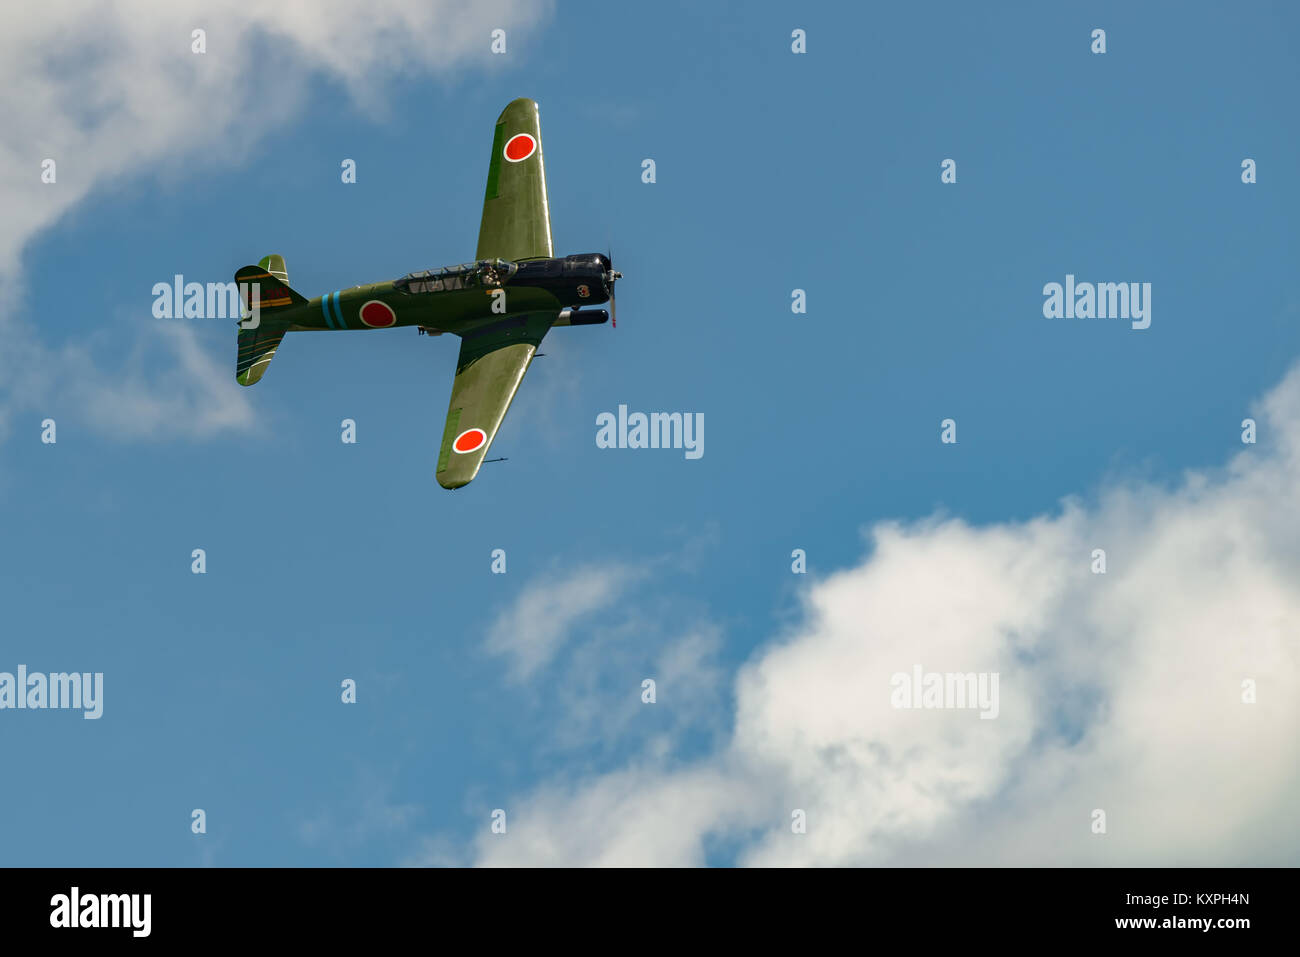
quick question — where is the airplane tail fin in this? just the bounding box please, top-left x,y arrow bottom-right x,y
235,255 -> 306,386
235,255 -> 308,311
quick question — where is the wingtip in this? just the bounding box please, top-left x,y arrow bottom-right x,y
499,97 -> 539,120
436,471 -> 471,490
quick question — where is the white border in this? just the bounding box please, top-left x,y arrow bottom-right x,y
502,132 -> 537,163
452,427 -> 487,454
359,299 -> 397,327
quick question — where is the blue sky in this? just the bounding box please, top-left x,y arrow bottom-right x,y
2,1 -> 1298,866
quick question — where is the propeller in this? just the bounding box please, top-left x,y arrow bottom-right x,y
605,247 -> 622,328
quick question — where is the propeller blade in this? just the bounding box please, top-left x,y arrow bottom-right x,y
607,247 -> 618,328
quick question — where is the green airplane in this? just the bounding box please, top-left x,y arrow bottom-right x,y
232,97 -> 620,489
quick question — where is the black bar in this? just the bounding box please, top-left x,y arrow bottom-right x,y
0,866 -> 1287,944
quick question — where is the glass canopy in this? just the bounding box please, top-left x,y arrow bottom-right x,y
394,259 -> 517,294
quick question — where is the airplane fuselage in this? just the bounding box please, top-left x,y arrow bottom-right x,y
277,253 -> 612,335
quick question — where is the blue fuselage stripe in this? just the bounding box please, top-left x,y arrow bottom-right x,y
320,295 -> 335,329
330,291 -> 345,329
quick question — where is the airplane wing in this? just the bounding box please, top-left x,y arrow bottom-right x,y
435,314 -> 555,489
436,99 -> 556,488
475,98 -> 553,262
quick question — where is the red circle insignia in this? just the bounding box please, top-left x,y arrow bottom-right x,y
453,428 -> 487,454
503,133 -> 536,163
359,300 -> 396,327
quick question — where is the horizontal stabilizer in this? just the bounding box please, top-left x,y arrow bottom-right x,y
237,327 -> 286,386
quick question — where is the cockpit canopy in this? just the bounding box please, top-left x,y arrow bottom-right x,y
394,259 -> 518,294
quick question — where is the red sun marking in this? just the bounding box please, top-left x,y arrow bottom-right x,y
359,300 -> 396,327
453,428 -> 487,454
503,133 -> 536,162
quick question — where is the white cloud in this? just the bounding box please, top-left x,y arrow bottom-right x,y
486,563 -> 643,682
482,545 -> 728,758
474,764 -> 741,868
0,0 -> 551,439
80,322 -> 257,439
463,364 -> 1300,866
